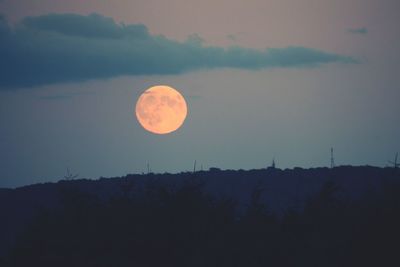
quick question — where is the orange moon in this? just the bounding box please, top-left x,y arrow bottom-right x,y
135,85 -> 188,134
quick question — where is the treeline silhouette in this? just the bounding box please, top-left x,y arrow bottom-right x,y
2,176 -> 400,267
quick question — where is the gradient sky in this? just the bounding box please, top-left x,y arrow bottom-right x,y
0,0 -> 399,187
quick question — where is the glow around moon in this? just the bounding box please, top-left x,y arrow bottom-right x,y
135,85 -> 188,134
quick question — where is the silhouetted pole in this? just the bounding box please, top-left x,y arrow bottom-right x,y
193,160 -> 197,173
388,152 -> 399,168
330,148 -> 335,169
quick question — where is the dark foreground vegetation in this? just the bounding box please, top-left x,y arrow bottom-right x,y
2,176 -> 400,267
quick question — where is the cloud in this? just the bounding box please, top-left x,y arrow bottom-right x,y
22,13 -> 149,39
347,27 -> 368,34
226,34 -> 237,41
0,13 -> 357,89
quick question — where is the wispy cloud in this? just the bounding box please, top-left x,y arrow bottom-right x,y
347,27 -> 368,34
0,13 -> 357,89
226,34 -> 237,41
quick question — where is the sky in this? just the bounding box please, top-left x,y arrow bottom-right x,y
0,0 -> 399,187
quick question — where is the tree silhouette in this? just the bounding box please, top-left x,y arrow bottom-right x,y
63,167 -> 79,180
4,174 -> 400,267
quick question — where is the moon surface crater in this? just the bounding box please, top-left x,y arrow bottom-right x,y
135,85 -> 188,134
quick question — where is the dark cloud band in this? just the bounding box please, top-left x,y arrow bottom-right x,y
0,13 -> 356,89
347,27 -> 368,34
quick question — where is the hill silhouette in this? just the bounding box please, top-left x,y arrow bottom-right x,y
0,166 -> 399,266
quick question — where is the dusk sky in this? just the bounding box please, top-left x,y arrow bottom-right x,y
1,0 -> 399,187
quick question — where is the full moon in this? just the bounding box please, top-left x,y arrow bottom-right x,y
135,85 -> 188,134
